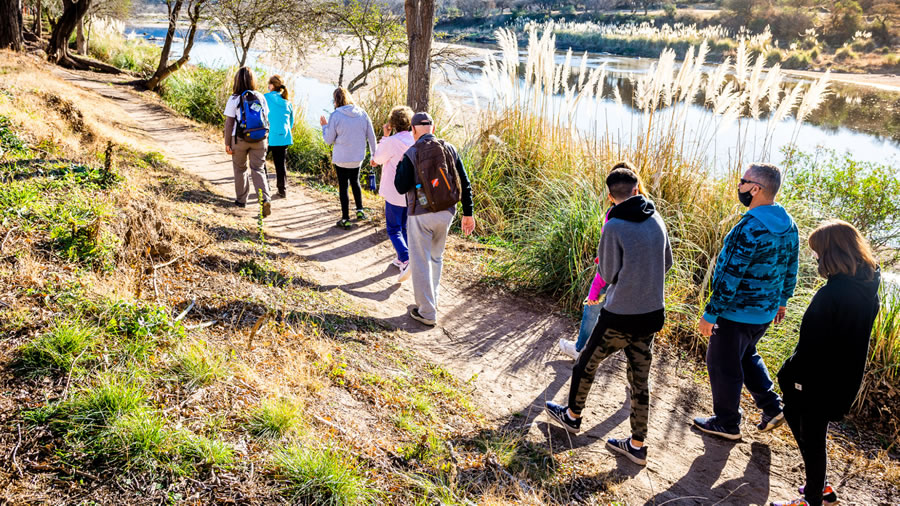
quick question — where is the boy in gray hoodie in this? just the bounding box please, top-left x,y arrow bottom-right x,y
545,164 -> 673,466
319,88 -> 377,228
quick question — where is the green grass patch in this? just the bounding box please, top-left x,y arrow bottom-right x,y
170,341 -> 229,389
103,301 -> 185,360
19,320 -> 97,376
273,446 -> 376,505
246,398 -> 302,438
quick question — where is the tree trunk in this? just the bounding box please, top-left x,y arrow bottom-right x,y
404,0 -> 435,112
0,0 -> 24,51
47,0 -> 91,65
144,6 -> 200,91
33,0 -> 42,36
143,0 -> 184,90
76,16 -> 85,54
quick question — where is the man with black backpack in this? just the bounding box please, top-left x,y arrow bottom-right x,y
394,112 -> 475,326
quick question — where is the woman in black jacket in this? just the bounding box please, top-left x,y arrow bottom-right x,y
771,220 -> 881,506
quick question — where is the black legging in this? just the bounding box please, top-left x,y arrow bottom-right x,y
335,165 -> 362,220
267,145 -> 288,193
784,403 -> 828,506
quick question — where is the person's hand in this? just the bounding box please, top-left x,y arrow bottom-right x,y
461,215 -> 475,236
370,159 -> 378,167
382,123 -> 391,137
225,145 -> 233,155
698,317 -> 714,337
319,115 -> 327,127
585,298 -> 601,306
774,305 -> 787,324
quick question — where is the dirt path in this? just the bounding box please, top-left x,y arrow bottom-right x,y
56,69 -> 889,505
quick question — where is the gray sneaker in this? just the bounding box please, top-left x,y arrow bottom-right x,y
758,411 -> 786,432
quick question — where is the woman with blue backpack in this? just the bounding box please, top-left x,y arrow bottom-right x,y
319,87 -> 377,229
265,75 -> 294,198
224,66 -> 271,218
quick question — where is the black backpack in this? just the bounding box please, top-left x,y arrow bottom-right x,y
412,137 -> 460,213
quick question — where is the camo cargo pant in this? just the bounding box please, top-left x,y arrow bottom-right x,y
567,326 -> 654,442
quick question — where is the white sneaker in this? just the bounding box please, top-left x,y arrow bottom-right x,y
390,258 -> 407,268
397,262 -> 412,283
558,339 -> 579,361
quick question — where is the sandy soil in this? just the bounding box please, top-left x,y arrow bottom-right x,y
52,68 -> 898,505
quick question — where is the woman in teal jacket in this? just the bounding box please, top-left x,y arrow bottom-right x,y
265,75 -> 294,198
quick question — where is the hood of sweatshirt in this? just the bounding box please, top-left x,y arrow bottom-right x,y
830,265 -> 881,300
746,203 -> 795,235
607,195 -> 656,223
335,105 -> 365,118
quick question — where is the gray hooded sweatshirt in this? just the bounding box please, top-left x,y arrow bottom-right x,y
322,105 -> 377,168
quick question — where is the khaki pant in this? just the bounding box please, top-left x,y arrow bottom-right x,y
232,138 -> 270,204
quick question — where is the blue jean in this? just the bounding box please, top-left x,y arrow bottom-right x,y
385,202 -> 409,263
706,317 -> 783,428
575,301 -> 603,351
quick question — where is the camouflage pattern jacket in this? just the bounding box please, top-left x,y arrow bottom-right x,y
703,204 -> 799,325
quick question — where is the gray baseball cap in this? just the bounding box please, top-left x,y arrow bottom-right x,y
411,112 -> 433,126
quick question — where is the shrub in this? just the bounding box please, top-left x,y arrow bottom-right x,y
835,46 -> 857,61
286,120 -> 332,180
765,48 -> 784,65
273,446 -> 376,505
663,3 -> 676,18
782,51 -> 812,69
160,66 -> 232,126
783,148 -> 900,261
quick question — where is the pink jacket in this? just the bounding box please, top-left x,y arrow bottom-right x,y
587,208 -> 612,301
372,131 -> 414,207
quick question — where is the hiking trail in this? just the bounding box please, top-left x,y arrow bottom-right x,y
56,69 -> 887,505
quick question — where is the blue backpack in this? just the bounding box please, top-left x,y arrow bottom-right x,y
236,91 -> 269,142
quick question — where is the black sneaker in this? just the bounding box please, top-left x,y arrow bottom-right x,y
336,219 -> 352,229
606,437 -> 647,466
544,402 -> 581,434
409,307 -> 435,326
693,416 -> 741,440
757,410 -> 786,432
356,209 -> 367,220
234,200 -> 246,208
278,189 -> 286,198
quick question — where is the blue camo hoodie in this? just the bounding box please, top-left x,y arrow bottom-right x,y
322,105 -> 377,166
703,203 -> 799,325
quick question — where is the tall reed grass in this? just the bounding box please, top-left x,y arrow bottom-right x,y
86,18 -> 161,79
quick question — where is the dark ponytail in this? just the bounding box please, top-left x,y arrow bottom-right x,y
268,75 -> 289,100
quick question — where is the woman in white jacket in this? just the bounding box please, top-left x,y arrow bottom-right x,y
370,106 -> 415,282
320,87 -> 377,229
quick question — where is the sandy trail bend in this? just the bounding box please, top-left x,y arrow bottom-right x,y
57,69 -> 887,505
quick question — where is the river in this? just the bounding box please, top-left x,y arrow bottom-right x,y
126,24 -> 900,172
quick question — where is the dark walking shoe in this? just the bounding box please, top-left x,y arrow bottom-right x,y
261,200 -> 272,218
757,410 -> 786,432
278,189 -> 286,198
693,416 -> 741,440
799,484 -> 839,505
356,209 -> 367,220
336,219 -> 352,229
544,402 -> 581,434
234,200 -> 246,208
606,437 -> 647,466
409,307 -> 435,326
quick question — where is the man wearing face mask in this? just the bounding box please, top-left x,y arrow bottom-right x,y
694,163 -> 800,441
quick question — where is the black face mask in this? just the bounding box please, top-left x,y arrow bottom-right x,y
738,189 -> 754,207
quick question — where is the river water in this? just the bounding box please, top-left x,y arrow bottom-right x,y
126,24 -> 900,171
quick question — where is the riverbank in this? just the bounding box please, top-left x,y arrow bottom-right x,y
3,49 -> 897,503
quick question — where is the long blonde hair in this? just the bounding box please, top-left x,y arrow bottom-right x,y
269,75 -> 289,100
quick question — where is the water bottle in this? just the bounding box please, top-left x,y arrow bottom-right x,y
367,170 -> 377,191
415,184 -> 428,207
